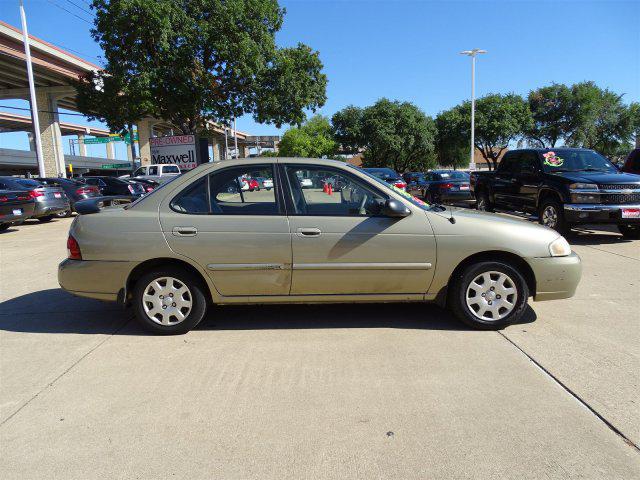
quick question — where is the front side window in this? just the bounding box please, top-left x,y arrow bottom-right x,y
170,165 -> 279,215
285,165 -> 386,216
133,167 -> 145,176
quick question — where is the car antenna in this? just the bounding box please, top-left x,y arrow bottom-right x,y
448,204 -> 456,224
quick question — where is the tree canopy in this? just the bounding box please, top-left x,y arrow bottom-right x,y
277,115 -> 337,158
76,0 -> 327,134
331,106 -> 364,154
526,83 -> 573,148
434,107 -> 468,170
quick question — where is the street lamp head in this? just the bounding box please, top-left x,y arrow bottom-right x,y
460,49 -> 487,56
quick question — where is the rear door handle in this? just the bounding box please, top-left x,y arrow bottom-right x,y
172,226 -> 198,237
297,227 -> 322,237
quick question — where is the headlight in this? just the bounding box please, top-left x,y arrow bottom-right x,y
549,237 -> 571,257
569,183 -> 598,191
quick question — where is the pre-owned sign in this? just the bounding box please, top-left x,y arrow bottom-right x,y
150,135 -> 199,170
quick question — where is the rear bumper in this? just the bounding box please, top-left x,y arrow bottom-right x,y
564,203 -> 640,224
34,200 -> 70,217
0,202 -> 36,224
526,252 -> 582,301
58,258 -> 135,302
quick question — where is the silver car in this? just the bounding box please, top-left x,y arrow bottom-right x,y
59,158 -> 581,334
0,177 -> 70,222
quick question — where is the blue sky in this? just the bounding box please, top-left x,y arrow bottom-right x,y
1,0 -> 638,159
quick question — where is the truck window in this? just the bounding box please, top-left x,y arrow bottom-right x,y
498,153 -> 519,173
148,166 -> 158,175
162,165 -> 180,174
520,152 -> 540,173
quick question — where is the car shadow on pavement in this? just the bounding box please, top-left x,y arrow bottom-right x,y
0,288 -> 537,335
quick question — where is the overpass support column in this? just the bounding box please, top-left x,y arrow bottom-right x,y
77,134 -> 87,156
136,119 -> 156,166
35,90 -> 66,177
27,132 -> 35,151
106,142 -> 115,159
238,144 -> 247,158
211,136 -> 223,162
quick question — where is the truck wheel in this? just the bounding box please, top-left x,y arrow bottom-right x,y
132,268 -> 208,335
618,225 -> 640,239
538,199 -> 568,234
476,190 -> 493,212
449,261 -> 529,330
37,215 -> 54,223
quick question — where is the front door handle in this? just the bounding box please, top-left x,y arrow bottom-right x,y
297,227 -> 322,237
172,226 -> 198,237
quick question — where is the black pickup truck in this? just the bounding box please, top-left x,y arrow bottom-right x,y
470,148 -> 640,238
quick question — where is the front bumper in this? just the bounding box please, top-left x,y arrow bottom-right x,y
526,252 -> 582,301
564,203 -> 640,225
58,258 -> 135,302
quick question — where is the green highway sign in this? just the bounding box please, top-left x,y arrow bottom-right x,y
82,132 -> 138,144
83,137 -> 114,144
101,163 -> 132,169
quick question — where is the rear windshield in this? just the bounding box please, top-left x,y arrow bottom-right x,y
124,174 -> 181,209
16,179 -> 42,188
434,171 -> 469,180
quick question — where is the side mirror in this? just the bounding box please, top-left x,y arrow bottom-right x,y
381,199 -> 411,218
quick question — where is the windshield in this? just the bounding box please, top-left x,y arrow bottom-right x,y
363,168 -> 399,180
351,165 -> 431,210
541,150 -> 617,173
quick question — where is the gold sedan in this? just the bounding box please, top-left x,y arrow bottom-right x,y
59,158 -> 581,334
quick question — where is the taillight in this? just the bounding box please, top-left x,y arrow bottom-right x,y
17,194 -> 30,201
394,181 -> 407,189
29,190 -> 44,198
67,235 -> 82,260
439,183 -> 454,190
128,184 -> 135,194
0,195 -> 7,202
145,186 -> 154,192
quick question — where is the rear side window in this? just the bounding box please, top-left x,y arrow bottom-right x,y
162,165 -> 180,174
170,165 -> 279,215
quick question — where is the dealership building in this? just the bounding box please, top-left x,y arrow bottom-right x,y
0,21 -> 278,177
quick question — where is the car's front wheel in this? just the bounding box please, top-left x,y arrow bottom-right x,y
538,199 -> 568,234
132,268 -> 208,334
618,224 -> 640,239
449,261 -> 529,330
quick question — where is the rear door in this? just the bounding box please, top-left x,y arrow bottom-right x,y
159,163 -> 292,297
493,153 -> 521,207
515,151 -> 541,210
282,163 -> 436,295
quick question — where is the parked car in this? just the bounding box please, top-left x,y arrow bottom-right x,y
123,164 -> 181,183
418,170 -> 472,205
363,167 -> 407,190
36,177 -> 100,217
59,157 -> 581,335
621,149 -> 640,175
0,177 -> 69,222
83,176 -> 146,197
256,177 -> 273,190
0,189 -> 35,232
403,172 -> 426,185
126,178 -> 159,194
470,148 -> 640,238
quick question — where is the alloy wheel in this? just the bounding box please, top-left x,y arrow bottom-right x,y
142,276 -> 193,326
541,205 -> 558,228
465,271 -> 518,321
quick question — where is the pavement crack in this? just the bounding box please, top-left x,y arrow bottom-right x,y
577,245 -> 640,261
0,316 -> 132,428
497,331 -> 640,454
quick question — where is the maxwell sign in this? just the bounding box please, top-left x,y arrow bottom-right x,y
150,135 -> 199,170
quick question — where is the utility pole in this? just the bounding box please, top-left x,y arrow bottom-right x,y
460,49 -> 487,171
224,125 -> 229,160
233,118 -> 239,158
19,0 -> 46,177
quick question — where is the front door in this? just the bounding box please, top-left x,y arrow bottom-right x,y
159,164 -> 291,296
282,164 -> 436,295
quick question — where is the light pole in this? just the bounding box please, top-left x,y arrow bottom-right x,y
460,49 -> 486,170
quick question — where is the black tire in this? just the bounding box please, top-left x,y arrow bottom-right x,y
37,215 -> 54,223
449,261 -> 529,330
476,190 -> 493,212
56,210 -> 72,218
618,224 -> 640,239
132,267 -> 208,335
0,223 -> 10,232
538,199 -> 568,234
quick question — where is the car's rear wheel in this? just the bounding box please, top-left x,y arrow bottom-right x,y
449,261 -> 529,330
538,199 -> 568,234
476,190 -> 493,212
132,268 -> 208,335
618,224 -> 640,239
37,215 -> 54,222
0,223 -> 10,232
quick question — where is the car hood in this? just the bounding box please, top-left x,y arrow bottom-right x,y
549,171 -> 640,185
425,206 -> 561,259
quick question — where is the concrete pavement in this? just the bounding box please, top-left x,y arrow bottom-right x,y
1,218 -> 639,479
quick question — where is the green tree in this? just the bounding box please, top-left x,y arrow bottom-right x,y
331,106 -> 364,154
566,82 -> 638,157
526,83 -> 573,147
360,99 -> 436,172
278,115 -> 337,158
434,107 -> 468,169
460,93 -> 532,171
77,0 -> 327,134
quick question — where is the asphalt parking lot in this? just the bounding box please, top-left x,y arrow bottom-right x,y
1,217 -> 639,479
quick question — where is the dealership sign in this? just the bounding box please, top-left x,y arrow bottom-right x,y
150,135 -> 199,170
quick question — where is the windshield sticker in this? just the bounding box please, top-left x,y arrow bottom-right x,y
543,151 -> 564,167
